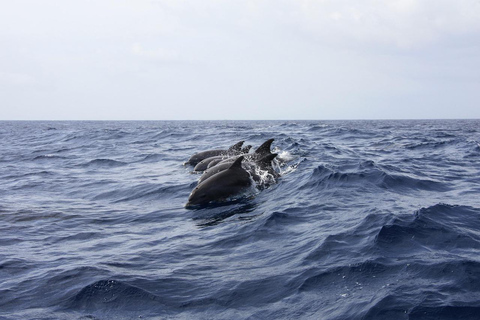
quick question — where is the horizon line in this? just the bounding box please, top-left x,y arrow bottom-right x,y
1,118 -> 479,122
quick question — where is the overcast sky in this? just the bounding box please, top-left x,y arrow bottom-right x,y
1,0 -> 480,120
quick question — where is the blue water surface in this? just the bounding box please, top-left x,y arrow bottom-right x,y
1,120 -> 479,320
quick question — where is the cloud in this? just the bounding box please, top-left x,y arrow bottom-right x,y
280,0 -> 480,49
147,0 -> 480,49
1,0 -> 479,120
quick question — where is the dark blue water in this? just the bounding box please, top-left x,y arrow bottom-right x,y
1,120 -> 480,320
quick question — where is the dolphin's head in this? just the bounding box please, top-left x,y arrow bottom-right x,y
185,184 -> 215,208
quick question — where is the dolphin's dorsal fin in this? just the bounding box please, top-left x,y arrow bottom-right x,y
228,141 -> 244,152
254,139 -> 274,155
256,153 -> 277,166
229,156 -> 244,169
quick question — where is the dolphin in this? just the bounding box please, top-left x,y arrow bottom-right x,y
247,153 -> 279,186
241,145 -> 252,154
206,145 -> 252,170
250,138 -> 274,160
186,141 -> 244,166
198,153 -> 278,185
186,156 -> 252,207
198,159 -> 240,184
206,157 -> 225,169
193,155 -> 226,172
194,144 -> 254,172
213,139 -> 275,167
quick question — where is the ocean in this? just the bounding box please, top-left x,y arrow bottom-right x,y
1,120 -> 479,320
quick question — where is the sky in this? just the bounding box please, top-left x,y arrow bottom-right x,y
1,0 -> 480,120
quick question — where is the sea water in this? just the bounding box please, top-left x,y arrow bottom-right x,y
1,120 -> 479,319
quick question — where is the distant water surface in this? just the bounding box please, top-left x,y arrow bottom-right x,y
0,120 -> 479,319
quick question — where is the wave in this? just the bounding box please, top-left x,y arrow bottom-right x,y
2,170 -> 54,181
464,140 -> 480,158
91,183 -> 190,203
375,204 -> 480,251
298,259 -> 392,293
292,202 -> 480,318
303,162 -> 451,193
363,294 -> 480,320
409,305 -> 480,320
0,258 -> 36,276
68,279 -> 160,311
32,154 -> 69,161
307,124 -> 330,132
67,275 -> 226,313
191,202 -> 260,229
136,153 -> 176,163
46,232 -> 101,245
304,211 -> 392,263
404,139 -> 458,150
81,159 -> 128,168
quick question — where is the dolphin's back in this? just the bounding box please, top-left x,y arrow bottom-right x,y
186,156 -> 251,206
